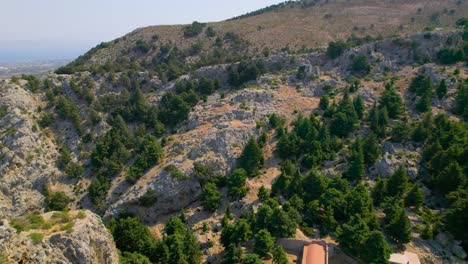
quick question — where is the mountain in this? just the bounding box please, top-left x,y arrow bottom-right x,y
0,1 -> 467,263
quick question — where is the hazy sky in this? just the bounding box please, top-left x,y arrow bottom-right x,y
0,0 -> 284,62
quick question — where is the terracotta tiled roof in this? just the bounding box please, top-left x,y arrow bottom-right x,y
302,241 -> 327,264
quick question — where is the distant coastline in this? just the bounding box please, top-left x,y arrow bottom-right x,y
0,59 -> 70,77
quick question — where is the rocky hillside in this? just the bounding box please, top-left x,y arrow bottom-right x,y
57,0 -> 467,76
0,1 -> 467,263
0,210 -> 119,263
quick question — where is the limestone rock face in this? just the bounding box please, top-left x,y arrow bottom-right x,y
0,210 -> 119,264
0,80 -> 61,218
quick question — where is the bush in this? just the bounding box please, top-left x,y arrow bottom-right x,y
327,41 -> 347,59
228,60 -> 267,87
121,252 -> 152,264
437,48 -> 464,64
44,186 -> 72,211
29,233 -> 44,245
201,182 -> 222,211
138,189 -> 158,207
351,54 -> 371,75
238,137 -> 264,177
228,169 -> 249,200
183,21 -> 206,37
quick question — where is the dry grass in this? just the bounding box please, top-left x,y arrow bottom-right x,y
90,0 -> 467,63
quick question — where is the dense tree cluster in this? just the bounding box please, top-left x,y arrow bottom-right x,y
109,216 -> 202,264
228,60 -> 267,87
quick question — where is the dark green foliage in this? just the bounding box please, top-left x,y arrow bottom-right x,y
272,245 -> 289,264
127,135 -> 163,183
109,217 -> 156,257
387,166 -> 409,197
38,113 -> 53,128
330,92 -> 358,137
221,219 -> 252,246
43,186 -> 71,211
444,194 -> 468,246
362,133 -> 382,166
270,207 -> 297,238
228,60 -> 267,87
193,162 -> 223,185
0,106 -> 8,119
257,186 -> 270,201
416,94 -> 432,113
379,83 -> 403,119
158,93 -> 191,127
296,65 -> 307,80
351,54 -> 371,75
405,184 -> 424,208
327,40 -> 347,59
120,252 -> 152,264
108,217 -> 200,264
138,189 -> 158,207
88,174 -> 110,210
336,215 -> 370,255
222,244 -> 242,264
421,224 -> 434,240
436,79 -> 447,99
436,162 -> 465,195
344,138 -> 365,181
319,95 -> 329,110
206,26 -> 216,37
228,169 -> 249,200
239,137 -> 264,177
353,96 -> 365,119
241,254 -> 263,264
455,80 -> 468,120
255,205 -> 274,231
165,217 -> 186,236
385,205 -> 412,244
57,147 -> 72,170
91,115 -> 132,178
21,75 -> 40,92
183,21 -> 206,37
65,162 -> 84,178
254,229 -> 274,258
372,178 -> 388,206
55,96 -> 81,130
361,231 -> 392,264
268,113 -> 286,129
391,121 -> 412,143
437,48 -> 465,64
201,182 -> 222,211
197,77 -> 217,95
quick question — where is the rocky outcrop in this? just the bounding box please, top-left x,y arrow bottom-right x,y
0,80 -> 61,218
323,30 -> 464,76
0,210 -> 119,264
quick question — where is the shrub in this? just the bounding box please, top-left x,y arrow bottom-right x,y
201,182 -> 222,211
44,186 -> 72,211
327,41 -> 347,59
29,233 -> 44,245
437,48 -> 464,64
183,21 -> 206,37
138,189 -> 158,207
351,54 -> 371,75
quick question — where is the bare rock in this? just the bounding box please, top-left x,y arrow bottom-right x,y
0,210 -> 119,264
